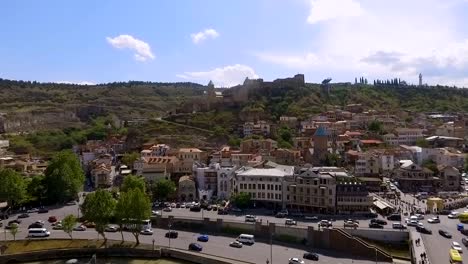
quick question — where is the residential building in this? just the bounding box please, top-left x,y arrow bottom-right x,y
279,116 -> 298,129
335,180 -> 373,214
178,175 -> 196,202
271,148 -> 302,165
134,156 -> 178,182
89,154 -> 115,188
243,121 -> 271,137
285,167 -> 336,214
231,153 -> 255,166
383,128 -> 424,146
217,166 -> 236,200
438,165 -> 461,191
393,161 -> 438,192
193,163 -> 219,200
426,136 -> 464,149
175,148 -> 207,176
355,150 -> 395,177
0,140 -> 9,155
422,148 -> 466,169
240,139 -> 277,154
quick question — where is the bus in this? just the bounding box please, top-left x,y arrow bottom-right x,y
450,249 -> 463,263
123,219 -> 151,231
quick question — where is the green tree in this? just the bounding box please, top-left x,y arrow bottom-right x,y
416,138 -> 429,148
231,192 -> 251,209
324,153 -> 341,166
464,155 -> 468,172
121,175 -> 146,193
80,189 -> 116,242
228,136 -> 241,147
9,224 -> 19,240
152,179 -> 176,201
368,120 -> 383,134
121,152 -> 139,168
422,159 -> 439,174
43,150 -> 85,204
25,175 -> 46,204
116,188 -> 151,245
62,214 -> 77,239
0,168 -> 27,207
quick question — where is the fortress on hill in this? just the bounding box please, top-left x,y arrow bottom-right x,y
176,74 -> 305,113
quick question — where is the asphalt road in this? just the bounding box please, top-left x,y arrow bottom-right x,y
1,203 -> 385,264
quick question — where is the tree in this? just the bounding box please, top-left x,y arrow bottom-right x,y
116,188 -> 151,245
416,138 -> 429,148
25,175 -> 46,204
121,174 -> 146,193
80,189 -> 116,242
152,179 -> 176,201
324,153 -> 341,166
43,150 -> 85,204
231,192 -> 251,209
464,155 -> 468,173
368,120 -> 383,134
9,224 -> 19,240
0,168 -> 27,207
62,214 -> 77,239
422,159 -> 439,174
121,152 -> 139,168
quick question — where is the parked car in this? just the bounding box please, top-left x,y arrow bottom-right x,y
151,210 -> 161,216
17,213 -> 30,219
163,207 -> 172,212
303,252 -> 319,261
197,234 -> 209,242
48,216 -> 57,223
212,205 -> 218,211
428,217 -> 440,223
8,219 -> 21,225
27,208 -> 39,213
416,226 -> 432,234
188,243 -> 203,251
407,220 -> 419,227
275,212 -> 287,218
387,214 -> 401,221
38,208 -> 49,214
462,237 -> 468,247
439,229 -> 452,238
304,216 -> 319,221
73,225 -> 86,231
229,241 -> 243,248
245,215 -> 257,223
392,222 -> 407,229
140,228 -> 153,235
288,258 -> 305,264
51,220 -> 62,226
105,225 -> 118,232
165,231 -> 178,238
344,221 -> 359,228
449,212 -> 460,219
285,219 -> 297,226
83,221 -> 96,228
28,223 -> 44,229
452,241 -> 463,253
439,210 -> 451,215
369,223 -> 384,229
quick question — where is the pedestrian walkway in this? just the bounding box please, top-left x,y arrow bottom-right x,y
410,230 -> 430,264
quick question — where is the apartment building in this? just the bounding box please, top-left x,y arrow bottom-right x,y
383,128 -> 424,146
336,180 -> 373,214
393,161 -> 438,192
355,150 -> 395,177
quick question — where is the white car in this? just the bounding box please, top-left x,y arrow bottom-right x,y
427,217 -> 440,223
449,212 -> 460,219
407,220 -> 419,227
415,214 -> 424,220
151,210 -> 161,216
288,258 -> 305,264
452,241 -> 463,253
417,222 -> 424,228
181,203 -> 186,208
73,225 -> 86,231
140,228 -> 153,235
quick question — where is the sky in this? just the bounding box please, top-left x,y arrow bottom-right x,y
1,0 -> 468,87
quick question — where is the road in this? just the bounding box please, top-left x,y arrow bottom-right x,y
1,203 -> 385,264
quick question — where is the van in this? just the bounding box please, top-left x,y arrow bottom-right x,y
236,234 -> 255,245
28,228 -> 50,238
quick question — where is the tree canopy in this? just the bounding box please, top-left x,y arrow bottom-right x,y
43,150 -> 85,204
62,214 -> 77,239
81,189 -> 116,241
151,179 -> 176,201
0,168 -> 27,207
116,188 -> 151,245
230,192 -> 251,209
121,152 -> 139,168
121,174 -> 146,193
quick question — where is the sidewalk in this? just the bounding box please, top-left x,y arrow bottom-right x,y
410,230 -> 430,264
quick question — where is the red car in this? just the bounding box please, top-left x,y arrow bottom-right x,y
48,216 -> 57,223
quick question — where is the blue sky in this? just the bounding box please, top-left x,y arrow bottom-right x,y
1,0 -> 468,87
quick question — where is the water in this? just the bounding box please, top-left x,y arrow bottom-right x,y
22,258 -> 191,264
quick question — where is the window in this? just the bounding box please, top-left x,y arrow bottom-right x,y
258,184 -> 261,189
262,184 -> 265,190
279,185 -> 282,191
279,194 -> 282,200
253,193 -> 256,198
329,189 -> 332,195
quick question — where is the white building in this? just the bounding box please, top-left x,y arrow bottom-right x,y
383,128 -> 424,146
422,148 -> 466,169
217,166 -> 236,200
194,163 -> 220,201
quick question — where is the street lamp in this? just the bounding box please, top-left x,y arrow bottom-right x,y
375,247 -> 378,264
168,222 -> 172,248
270,232 -> 274,264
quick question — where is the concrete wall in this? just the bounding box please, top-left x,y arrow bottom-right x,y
345,228 -> 409,243
275,225 -> 307,240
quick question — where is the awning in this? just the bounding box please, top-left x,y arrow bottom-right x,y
374,200 -> 389,210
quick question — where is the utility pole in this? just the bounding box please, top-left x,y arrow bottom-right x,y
270,232 -> 274,264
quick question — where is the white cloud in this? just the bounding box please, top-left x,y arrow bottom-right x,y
106,34 -> 155,61
56,81 -> 96,85
307,0 -> 364,24
190,29 -> 220,44
177,64 -> 258,87
255,52 -> 321,69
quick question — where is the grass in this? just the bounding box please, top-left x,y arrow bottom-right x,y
1,239 -> 137,254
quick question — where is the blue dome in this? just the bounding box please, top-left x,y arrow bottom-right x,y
314,126 -> 328,137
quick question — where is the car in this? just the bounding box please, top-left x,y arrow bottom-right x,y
275,212 -> 287,218
245,215 -> 257,223
370,219 -> 387,225
417,222 -> 424,228
319,220 -> 332,227
288,257 -> 305,264
305,216 -> 319,221
452,241 -> 463,253
346,219 -> 359,224
17,213 -> 30,219
206,205 -> 212,211
212,205 -> 218,211
140,228 -> 153,235
229,241 -> 243,248
38,208 -> 49,214
51,220 -> 62,226
415,214 -> 425,220
439,209 -> 451,215
8,219 -> 21,225
190,206 -> 201,212
28,223 -> 44,229
439,229 -> 453,238
416,226 -> 432,234
176,203 -> 181,208
449,212 -> 460,219
407,220 -> 419,227
188,243 -> 203,251
462,238 -> 468,247
83,221 -> 96,228
163,207 -> 172,212
5,223 -> 18,229
369,223 -> 384,229
197,234 -> 209,242
392,223 -> 407,229
303,252 -> 319,261
48,216 -> 57,223
387,214 -> 401,221
73,225 -> 86,231
165,231 -> 178,238
27,208 -> 39,213
285,219 -> 297,226
66,201 -> 77,206
151,210 -> 161,216
427,217 -> 440,223
105,225 -> 118,232
170,203 -> 176,208
52,223 -> 63,230
344,221 -> 359,228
